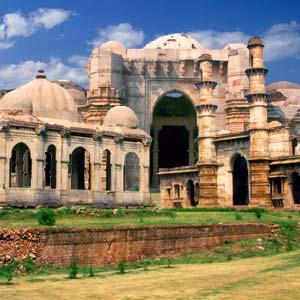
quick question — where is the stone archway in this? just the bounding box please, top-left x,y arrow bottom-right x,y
232,153 -> 249,205
70,147 -> 91,190
150,91 -> 197,187
10,142 -> 32,188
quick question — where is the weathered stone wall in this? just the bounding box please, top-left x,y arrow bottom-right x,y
0,223 -> 274,267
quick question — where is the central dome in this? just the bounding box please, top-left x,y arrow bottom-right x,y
0,70 -> 78,122
144,33 -> 203,50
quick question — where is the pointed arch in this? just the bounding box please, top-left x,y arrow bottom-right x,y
10,142 -> 32,188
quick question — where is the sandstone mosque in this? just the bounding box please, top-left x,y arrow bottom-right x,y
0,33 -> 299,208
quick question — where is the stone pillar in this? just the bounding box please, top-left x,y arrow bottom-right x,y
60,131 -> 70,191
245,37 -> 271,207
151,127 -> 159,187
0,129 -> 7,189
93,134 -> 102,191
114,134 -> 124,192
196,54 -> 218,206
188,127 -> 194,165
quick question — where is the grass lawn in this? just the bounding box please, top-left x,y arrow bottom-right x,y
0,207 -> 300,228
1,249 -> 300,300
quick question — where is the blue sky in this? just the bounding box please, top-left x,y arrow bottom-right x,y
0,0 -> 299,88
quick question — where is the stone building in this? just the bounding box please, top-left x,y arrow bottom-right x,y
81,33 -> 299,208
0,71 -> 151,206
0,33 -> 299,208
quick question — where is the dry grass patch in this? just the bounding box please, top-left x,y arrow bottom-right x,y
1,251 -> 300,300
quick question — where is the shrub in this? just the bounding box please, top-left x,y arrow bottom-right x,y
235,212 -> 242,220
0,260 -> 17,285
103,209 -> 113,218
253,208 -> 263,220
23,258 -> 36,273
36,208 -> 56,226
287,239 -> 294,251
88,266 -> 94,277
143,259 -> 151,271
118,262 -> 126,274
115,208 -> 126,218
166,258 -> 173,268
68,260 -> 78,279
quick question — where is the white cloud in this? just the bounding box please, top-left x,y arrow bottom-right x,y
0,57 -> 87,89
188,21 -> 300,62
90,23 -> 144,48
3,12 -> 33,38
188,29 -> 248,49
31,8 -> 74,30
0,8 -> 73,49
264,21 -> 300,61
68,55 -> 88,67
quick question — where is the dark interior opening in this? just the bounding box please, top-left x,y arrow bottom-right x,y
186,179 -> 196,207
45,145 -> 56,189
10,143 -> 32,188
232,154 -> 249,205
292,172 -> 300,204
71,147 -> 90,190
158,126 -> 189,168
150,93 -> 197,187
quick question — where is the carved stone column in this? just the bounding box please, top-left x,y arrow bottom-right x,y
245,37 -> 271,207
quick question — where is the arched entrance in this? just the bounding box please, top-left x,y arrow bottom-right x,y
70,147 -> 91,190
45,145 -> 56,189
232,154 -> 249,205
10,143 -> 32,188
151,92 -> 197,187
291,172 -> 300,204
186,179 -> 196,206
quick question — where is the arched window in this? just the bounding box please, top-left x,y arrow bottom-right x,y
232,154 -> 249,205
291,172 -> 300,204
124,152 -> 140,191
101,150 -> 111,191
45,145 -> 56,189
10,143 -> 32,188
70,147 -> 90,190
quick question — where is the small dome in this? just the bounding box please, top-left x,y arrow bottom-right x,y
0,70 -> 78,121
103,106 -> 139,129
144,33 -> 203,50
100,41 -> 126,55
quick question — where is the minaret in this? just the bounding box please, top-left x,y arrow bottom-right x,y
195,54 -> 218,206
245,37 -> 271,206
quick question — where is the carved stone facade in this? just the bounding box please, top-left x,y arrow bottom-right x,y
1,33 -> 300,208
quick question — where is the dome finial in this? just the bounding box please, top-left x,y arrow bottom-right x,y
36,69 -> 46,79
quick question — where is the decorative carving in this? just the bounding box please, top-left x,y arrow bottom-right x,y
114,134 -> 124,143
179,60 -> 185,77
93,131 -> 103,141
143,137 -> 152,147
35,123 -> 47,136
245,68 -> 268,77
60,128 -> 71,138
0,120 -> 9,132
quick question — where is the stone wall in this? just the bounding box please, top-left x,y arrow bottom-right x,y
0,223 -> 274,267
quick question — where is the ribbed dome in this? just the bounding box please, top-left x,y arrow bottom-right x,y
103,106 -> 138,129
144,33 -> 203,50
0,70 -> 78,121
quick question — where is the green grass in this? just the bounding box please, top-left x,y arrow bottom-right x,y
0,207 -> 300,228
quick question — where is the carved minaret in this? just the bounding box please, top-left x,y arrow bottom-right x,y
195,54 -> 218,206
245,37 -> 271,206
